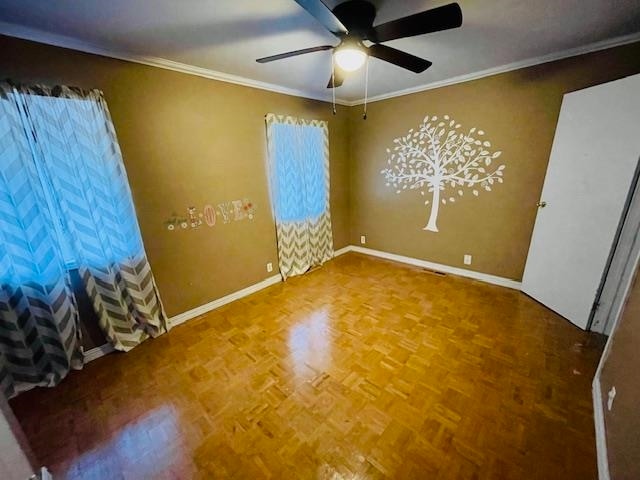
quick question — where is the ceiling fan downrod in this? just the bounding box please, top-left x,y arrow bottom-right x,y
331,54 -> 337,115
363,56 -> 369,120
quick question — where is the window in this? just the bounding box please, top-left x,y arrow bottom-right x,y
10,94 -> 96,269
1,87 -> 142,283
268,122 -> 327,222
264,114 -> 333,279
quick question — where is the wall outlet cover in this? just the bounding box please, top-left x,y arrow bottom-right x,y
266,262 -> 273,273
360,235 -> 366,245
464,254 -> 472,265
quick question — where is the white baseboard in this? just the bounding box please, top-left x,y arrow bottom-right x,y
83,247 -> 518,361
39,466 -> 53,480
83,343 -> 115,363
333,245 -> 352,257
593,376 -> 611,480
157,249 -> 350,329
169,274 -> 282,328
345,245 -> 522,290
81,274 -> 283,361
80,254 -> 360,360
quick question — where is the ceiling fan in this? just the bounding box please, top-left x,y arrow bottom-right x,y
256,0 -> 463,89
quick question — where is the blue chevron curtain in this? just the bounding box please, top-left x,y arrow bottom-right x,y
0,82 -> 168,397
265,114 -> 333,280
0,83 -> 83,398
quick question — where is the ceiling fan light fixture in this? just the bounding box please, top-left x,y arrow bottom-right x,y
334,45 -> 367,72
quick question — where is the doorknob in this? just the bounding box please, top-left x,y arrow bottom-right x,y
536,201 -> 547,208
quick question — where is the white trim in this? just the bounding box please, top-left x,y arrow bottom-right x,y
589,160 -> 640,479
0,21 -> 350,107
589,253 -> 638,480
333,245 -> 352,257
346,32 -> 640,106
591,169 -> 640,333
1,21 -> 638,107
593,376 -> 611,480
81,274 -> 283,360
83,343 -> 115,363
348,245 -> 522,289
169,274 -> 282,328
39,466 -> 53,480
80,250 -> 349,353
83,247 -> 519,363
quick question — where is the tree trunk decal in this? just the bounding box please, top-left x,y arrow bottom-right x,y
381,115 -> 505,232
425,183 -> 441,232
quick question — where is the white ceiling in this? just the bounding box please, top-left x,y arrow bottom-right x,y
1,0 -> 639,103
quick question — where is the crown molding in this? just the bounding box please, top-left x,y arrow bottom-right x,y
2,21 -> 639,108
345,31 -> 640,106
0,21 -> 352,106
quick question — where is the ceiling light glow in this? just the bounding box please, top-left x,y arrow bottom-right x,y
334,47 -> 367,72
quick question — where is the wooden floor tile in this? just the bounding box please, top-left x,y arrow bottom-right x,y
9,253 -> 605,479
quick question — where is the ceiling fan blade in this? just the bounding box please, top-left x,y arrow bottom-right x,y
256,45 -> 333,63
368,44 -> 432,73
370,3 -> 462,43
327,67 -> 347,88
294,0 -> 348,36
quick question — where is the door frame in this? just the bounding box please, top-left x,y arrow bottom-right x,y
589,156 -> 640,333
591,216 -> 640,480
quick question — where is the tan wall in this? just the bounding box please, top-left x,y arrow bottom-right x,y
4,32 -> 640,472
348,41 -> 640,280
0,35 -> 351,317
599,264 -> 640,480
2,34 -> 639,312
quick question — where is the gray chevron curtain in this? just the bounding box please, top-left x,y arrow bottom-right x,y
14,84 -> 169,352
265,114 -> 333,280
0,82 -> 169,398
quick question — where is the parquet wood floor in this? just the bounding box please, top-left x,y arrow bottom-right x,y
10,253 -> 605,479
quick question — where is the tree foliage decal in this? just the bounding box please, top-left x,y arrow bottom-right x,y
381,115 -> 505,232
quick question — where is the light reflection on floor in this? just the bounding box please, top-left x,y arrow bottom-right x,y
64,405 -> 182,479
287,307 -> 332,380
11,254 -> 606,478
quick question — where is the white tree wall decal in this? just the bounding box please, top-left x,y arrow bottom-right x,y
381,115 -> 505,232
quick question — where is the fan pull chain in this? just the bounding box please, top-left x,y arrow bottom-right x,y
363,56 -> 369,120
331,53 -> 337,115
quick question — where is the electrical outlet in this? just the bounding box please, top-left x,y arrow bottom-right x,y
464,254 -> 472,265
360,235 -> 366,245
266,262 -> 273,273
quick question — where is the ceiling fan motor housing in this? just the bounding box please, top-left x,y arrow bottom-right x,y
332,0 -> 377,39
256,0 -> 463,88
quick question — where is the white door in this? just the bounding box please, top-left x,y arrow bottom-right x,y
522,73 -> 640,330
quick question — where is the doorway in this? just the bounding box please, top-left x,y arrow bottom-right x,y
521,73 -> 640,332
